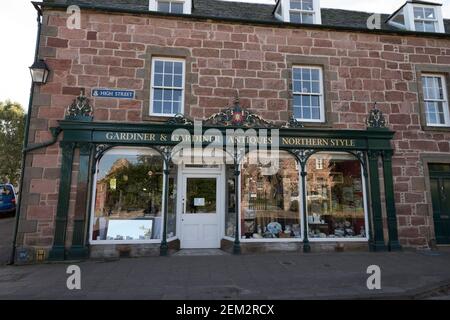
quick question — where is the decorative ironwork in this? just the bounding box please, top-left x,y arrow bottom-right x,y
167,113 -> 194,125
282,115 -> 305,128
95,144 -> 111,161
66,91 -> 93,121
366,103 -> 387,129
291,149 -> 316,168
203,97 -> 275,128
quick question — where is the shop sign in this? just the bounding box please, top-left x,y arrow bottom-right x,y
97,131 -> 357,149
92,88 -> 135,99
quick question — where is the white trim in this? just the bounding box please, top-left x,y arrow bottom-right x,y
89,147 -> 166,245
177,165 -> 225,249
276,0 -> 321,24
149,0 -> 192,14
422,73 -> 450,127
403,3 -> 445,33
292,65 -> 325,123
149,57 -> 186,117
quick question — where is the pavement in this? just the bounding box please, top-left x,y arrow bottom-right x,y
0,250 -> 450,300
1,216 -> 450,300
0,217 -> 14,265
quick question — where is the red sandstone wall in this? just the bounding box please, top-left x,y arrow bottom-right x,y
20,8 -> 450,250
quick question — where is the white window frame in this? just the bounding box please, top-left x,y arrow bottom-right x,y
292,65 -> 325,123
149,0 -> 192,14
422,74 -> 450,127
89,147 -> 169,245
276,0 -> 322,24
404,3 -> 445,33
150,57 -> 186,117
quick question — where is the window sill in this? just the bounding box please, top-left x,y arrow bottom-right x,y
142,115 -> 173,123
421,125 -> 450,132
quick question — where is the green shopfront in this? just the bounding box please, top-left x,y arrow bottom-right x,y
48,96 -> 401,260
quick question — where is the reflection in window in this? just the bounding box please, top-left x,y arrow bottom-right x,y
421,74 -> 450,126
241,151 -> 301,240
306,152 -> 367,239
414,6 -> 437,32
92,148 -> 164,241
167,164 -> 178,238
157,1 -> 184,14
185,178 -> 217,214
225,165 -> 236,238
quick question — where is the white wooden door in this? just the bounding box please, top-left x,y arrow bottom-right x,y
180,174 -> 221,249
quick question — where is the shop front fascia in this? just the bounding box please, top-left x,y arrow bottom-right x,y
48,96 -> 401,260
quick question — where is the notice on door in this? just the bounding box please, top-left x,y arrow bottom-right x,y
194,198 -> 205,207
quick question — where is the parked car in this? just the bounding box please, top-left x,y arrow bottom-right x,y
0,184 -> 16,215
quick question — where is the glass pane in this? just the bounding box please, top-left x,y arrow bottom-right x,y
164,61 -> 173,73
290,12 -> 301,23
163,101 -> 172,114
174,75 -> 183,88
306,153 -> 366,239
93,149 -> 164,241
311,81 -> 320,94
153,101 -> 162,114
290,0 -> 302,10
303,0 -> 313,10
154,73 -> 163,86
293,81 -> 301,92
186,178 -> 217,214
241,151 -> 301,240
414,7 -> 424,19
293,68 -> 302,80
154,60 -> 164,73
312,107 -> 320,120
174,62 -> 183,75
167,165 -> 178,238
424,21 -> 436,32
302,13 -> 314,24
311,69 -> 320,81
157,1 -> 170,12
154,88 -> 163,100
415,21 -> 425,32
225,165 -> 236,238
425,8 -> 436,19
171,2 -> 184,14
164,74 -> 173,87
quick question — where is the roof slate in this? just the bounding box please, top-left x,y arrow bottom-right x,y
42,0 -> 450,35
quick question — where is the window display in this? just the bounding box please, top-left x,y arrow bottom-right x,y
306,152 -> 367,239
240,151 -> 301,240
225,165 -> 236,238
92,147 -> 164,242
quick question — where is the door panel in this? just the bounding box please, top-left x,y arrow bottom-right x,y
431,177 -> 450,244
181,176 -> 220,249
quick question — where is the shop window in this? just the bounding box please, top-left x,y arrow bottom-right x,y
421,74 -> 450,127
225,164 -> 236,238
292,66 -> 325,122
150,57 -> 185,116
91,148 -> 164,242
240,151 -> 301,240
306,152 -> 368,240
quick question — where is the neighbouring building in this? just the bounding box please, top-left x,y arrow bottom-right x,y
13,0 -> 450,263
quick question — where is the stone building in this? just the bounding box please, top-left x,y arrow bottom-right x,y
12,0 -> 450,262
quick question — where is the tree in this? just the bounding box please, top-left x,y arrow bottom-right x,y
0,101 -> 25,186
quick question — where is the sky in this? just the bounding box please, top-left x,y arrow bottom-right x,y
0,0 -> 449,109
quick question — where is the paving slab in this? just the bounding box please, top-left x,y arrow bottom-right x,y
0,251 -> 449,299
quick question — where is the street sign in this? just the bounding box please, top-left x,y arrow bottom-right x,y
92,88 -> 135,99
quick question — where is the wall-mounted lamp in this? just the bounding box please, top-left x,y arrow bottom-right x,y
29,59 -> 50,85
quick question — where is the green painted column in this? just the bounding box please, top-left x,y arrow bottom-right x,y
160,163 -> 170,256
301,169 -> 311,253
368,151 -> 387,251
382,150 -> 402,251
68,143 -> 92,260
233,162 -> 241,255
49,142 -> 76,261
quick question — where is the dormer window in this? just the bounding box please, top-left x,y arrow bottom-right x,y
274,0 -> 321,24
387,1 -> 445,33
149,0 -> 192,14
290,0 -> 314,24
413,6 -> 438,32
